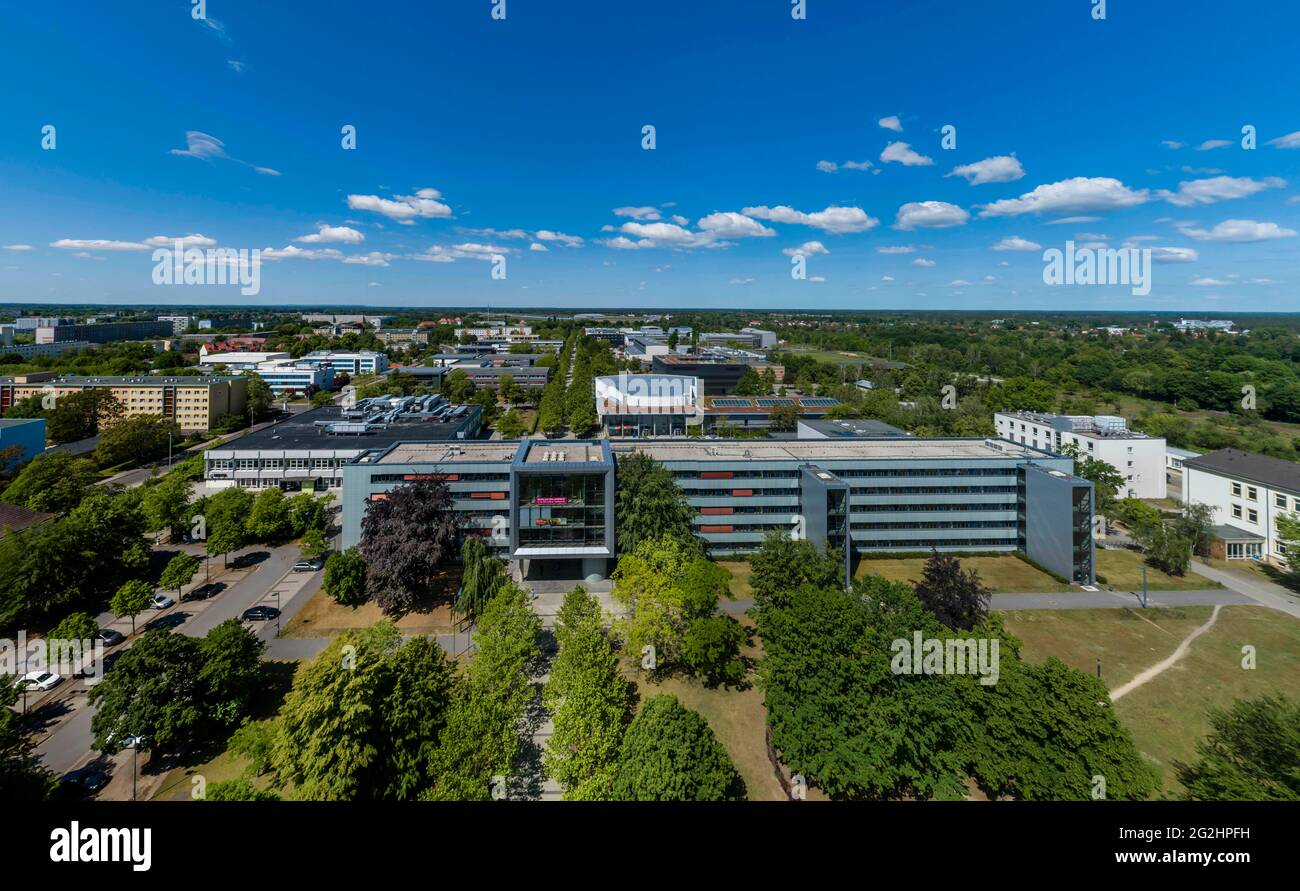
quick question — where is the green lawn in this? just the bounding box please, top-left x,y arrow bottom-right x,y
1096,548 -> 1223,591
855,554 -> 1073,594
719,560 -> 753,599
1004,605 -> 1300,796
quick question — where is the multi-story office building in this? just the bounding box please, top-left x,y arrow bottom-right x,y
35,320 -> 174,344
203,399 -> 482,494
994,411 -> 1166,499
252,362 -> 335,396
0,417 -> 46,468
13,316 -> 72,331
739,327 -> 778,349
197,349 -> 291,368
0,373 -> 247,432
299,350 -> 389,376
1182,448 -> 1300,563
583,327 -> 627,347
652,355 -> 748,395
376,328 -> 432,348
340,436 -> 1095,586
596,373 -> 704,436
455,324 -> 537,342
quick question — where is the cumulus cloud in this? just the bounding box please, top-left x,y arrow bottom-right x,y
1175,219 -> 1298,242
259,245 -> 345,261
3,244 -> 33,251
529,242 -> 549,252
894,201 -> 969,230
977,177 -> 1148,217
696,212 -> 776,239
613,206 -> 661,221
1157,175 -> 1286,207
878,115 -> 903,132
347,188 -> 451,224
816,159 -> 873,173
782,241 -> 829,257
604,222 -> 720,251
880,141 -> 934,166
991,236 -> 1041,251
143,234 -> 218,248
341,252 -> 394,266
410,243 -> 511,263
947,155 -> 1025,185
295,225 -> 365,244
535,230 -> 584,247
741,204 -> 878,233
912,258 -> 936,267
1147,246 -> 1199,263
1268,131 -> 1300,149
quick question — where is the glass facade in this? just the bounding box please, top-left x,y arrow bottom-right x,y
516,472 -> 609,550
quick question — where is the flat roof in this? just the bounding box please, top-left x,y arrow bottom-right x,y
208,404 -> 479,455
0,417 -> 43,428
1185,448 -> 1300,493
799,418 -> 908,437
0,374 -> 239,386
372,441 -> 520,464
521,442 -> 608,465
618,437 -> 1050,462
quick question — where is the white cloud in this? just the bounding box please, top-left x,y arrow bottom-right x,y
347,188 -> 451,224
51,238 -> 150,251
227,60 -> 246,73
605,222 -> 719,250
1197,139 -> 1232,151
1161,140 -> 1186,149
613,206 -> 661,221
696,212 -> 775,239
535,230 -> 584,247
4,244 -> 34,251
782,241 -> 829,257
341,252 -> 395,267
729,278 -> 754,285
977,177 -> 1149,217
1175,219 -> 1298,242
459,227 -> 528,240
410,243 -> 511,263
260,245 -> 345,261
808,276 -> 826,283
991,236 -> 1041,252
876,245 -> 917,254
894,201 -> 969,230
881,275 -> 895,281
1046,216 -> 1102,225
880,141 -> 933,166
912,258 -> 936,267
1157,175 -> 1286,207
742,204 -> 879,233
1268,131 -> 1300,149
949,279 -> 972,286
529,242 -> 549,252
817,159 -> 873,173
947,155 -> 1025,185
878,115 -> 903,132
670,214 -> 689,226
1190,276 -> 1230,286
143,234 -> 218,248
295,225 -> 365,244
168,130 -> 279,175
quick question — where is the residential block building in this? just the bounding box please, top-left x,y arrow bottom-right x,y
995,410 -> 1166,499
1182,448 -> 1300,563
0,373 -> 247,432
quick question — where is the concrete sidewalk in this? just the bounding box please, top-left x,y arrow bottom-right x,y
1189,559 -> 1300,619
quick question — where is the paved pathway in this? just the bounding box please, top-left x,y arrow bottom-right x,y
1189,559 -> 1300,619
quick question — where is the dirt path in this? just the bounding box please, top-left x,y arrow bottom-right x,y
1109,605 -> 1223,702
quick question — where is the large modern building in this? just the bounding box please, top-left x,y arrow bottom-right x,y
298,350 -> 389,376
1182,448 -> 1300,563
596,373 -> 704,437
995,411 -> 1166,499
340,436 -> 1095,586
0,417 -> 45,468
251,361 -> 335,397
0,373 -> 247,432
203,398 -> 482,494
652,355 -> 748,394
405,362 -> 550,390
35,320 -> 174,344
0,339 -> 93,360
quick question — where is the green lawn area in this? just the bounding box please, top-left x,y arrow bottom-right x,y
855,554 -> 1073,594
719,560 -> 753,599
783,346 -> 893,366
1004,605 -> 1300,796
1096,548 -> 1223,591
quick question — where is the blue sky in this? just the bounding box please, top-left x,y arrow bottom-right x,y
2,0 -> 1300,311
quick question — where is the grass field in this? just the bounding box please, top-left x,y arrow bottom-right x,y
1003,605 -> 1300,795
1095,548 -> 1223,591
719,560 -> 753,599
281,584 -> 460,638
855,554 -> 1074,594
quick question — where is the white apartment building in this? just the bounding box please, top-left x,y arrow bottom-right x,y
1182,448 -> 1300,563
995,411 -> 1166,499
298,350 -> 389,376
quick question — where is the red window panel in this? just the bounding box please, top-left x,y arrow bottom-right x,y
699,525 -> 735,534
699,507 -> 734,515
700,471 -> 734,480
731,489 -> 753,497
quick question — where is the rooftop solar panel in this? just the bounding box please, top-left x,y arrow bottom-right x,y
756,398 -> 793,406
711,398 -> 753,407
799,398 -> 840,407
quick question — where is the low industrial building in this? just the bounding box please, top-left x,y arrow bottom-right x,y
339,436 -> 1095,586
203,398 -> 482,494
995,410 -> 1166,499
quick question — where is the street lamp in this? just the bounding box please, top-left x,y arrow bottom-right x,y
275,589 -> 281,636
130,735 -> 145,801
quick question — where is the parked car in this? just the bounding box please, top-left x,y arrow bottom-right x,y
150,594 -> 175,609
55,766 -> 110,799
242,605 -> 281,622
292,559 -> 324,572
18,670 -> 63,692
97,628 -> 125,647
